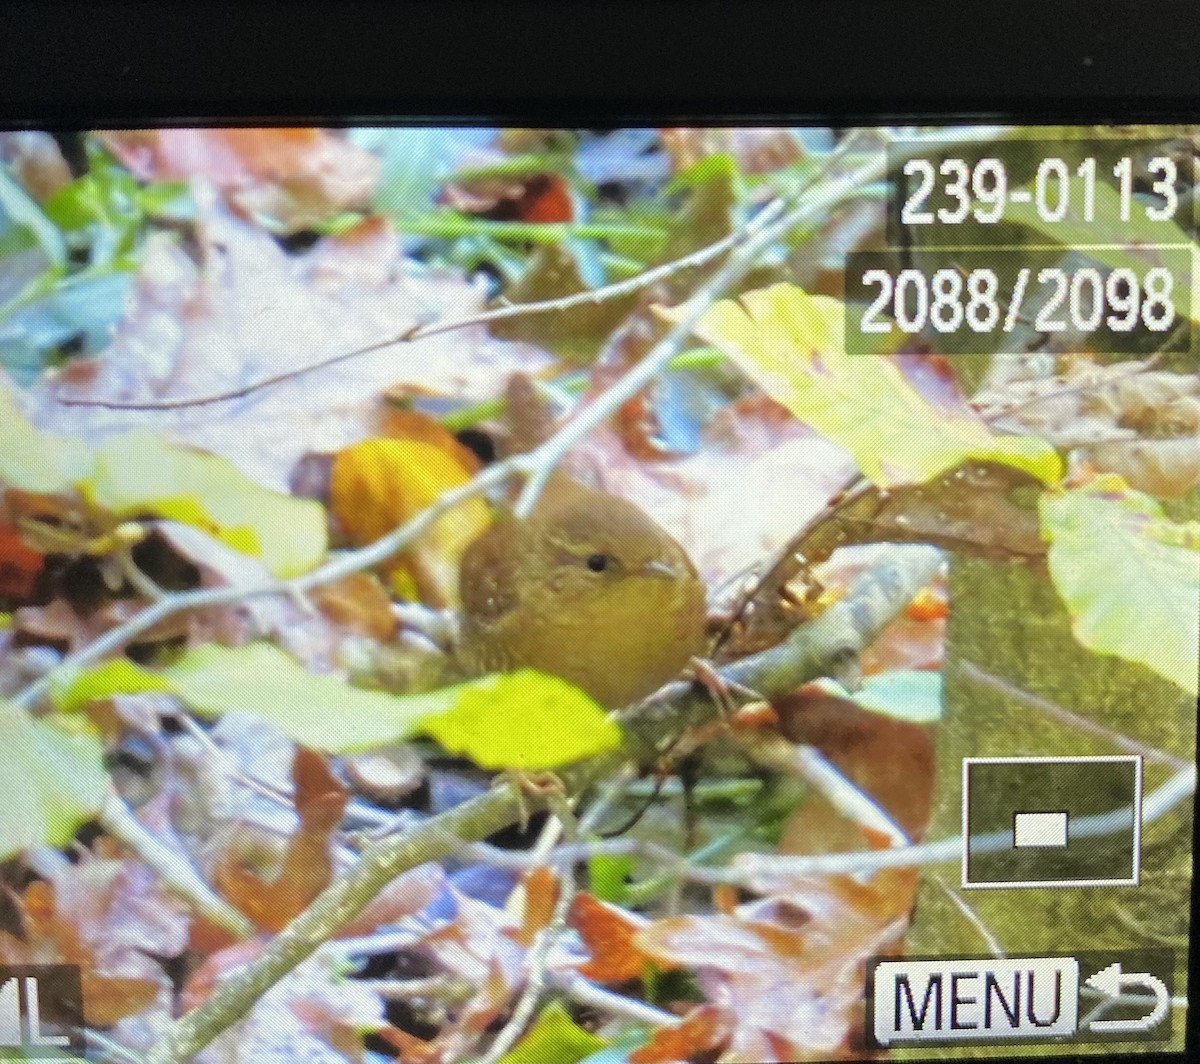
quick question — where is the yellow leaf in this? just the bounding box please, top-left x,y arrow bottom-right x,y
83,431 -> 326,578
330,437 -> 490,607
689,284 -> 1062,488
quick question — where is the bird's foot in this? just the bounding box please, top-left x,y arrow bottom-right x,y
497,770 -> 568,832
687,657 -> 763,722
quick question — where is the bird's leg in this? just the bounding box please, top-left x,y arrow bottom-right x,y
687,657 -> 763,722
496,770 -> 569,832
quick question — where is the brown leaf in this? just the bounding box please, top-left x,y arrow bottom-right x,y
99,128 -> 380,233
633,877 -> 914,1062
568,892 -> 657,984
775,684 -> 936,843
630,1004 -> 733,1063
505,866 -> 561,948
216,748 -> 349,933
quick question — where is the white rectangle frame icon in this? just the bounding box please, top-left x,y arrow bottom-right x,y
961,755 -> 1142,889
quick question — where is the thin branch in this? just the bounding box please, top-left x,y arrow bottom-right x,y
475,768 -> 634,1064
547,971 -> 681,1029
736,732 -> 908,847
145,782 -> 534,1064
86,1027 -> 148,1064
98,789 -> 255,938
956,659 -> 1190,769
733,763 -> 1196,889
53,211 -> 772,413
10,457 -> 521,710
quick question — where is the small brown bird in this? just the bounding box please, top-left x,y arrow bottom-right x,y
457,479 -> 707,708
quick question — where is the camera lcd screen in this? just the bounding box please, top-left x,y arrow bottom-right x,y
0,124 -> 1194,1063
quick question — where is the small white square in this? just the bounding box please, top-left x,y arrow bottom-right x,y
1013,810 -> 1068,848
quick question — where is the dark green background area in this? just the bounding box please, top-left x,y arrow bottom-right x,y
904,555 -> 1195,1060
965,759 -> 1137,885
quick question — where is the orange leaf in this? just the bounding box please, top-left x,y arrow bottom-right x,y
905,583 -> 949,621
0,520 -> 44,601
329,437 -> 491,607
293,747 -> 351,835
310,572 -> 398,640
216,749 -> 348,933
629,1005 -> 733,1064
506,866 -> 561,948
568,893 -> 658,984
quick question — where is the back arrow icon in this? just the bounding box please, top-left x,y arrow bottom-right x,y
1084,963 -> 1169,1033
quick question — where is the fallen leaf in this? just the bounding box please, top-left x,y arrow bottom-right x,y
687,283 -> 1062,488
100,128 -> 380,233
330,435 -> 491,607
630,1004 -> 733,1063
215,748 -> 349,932
505,866 -> 561,948
568,892 -> 655,984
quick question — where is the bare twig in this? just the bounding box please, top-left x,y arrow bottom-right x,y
53,211 -> 775,413
547,971 -> 681,1029
98,789 -> 254,938
736,732 -> 908,847
86,1027 -> 148,1064
956,659 -> 1190,769
474,768 -> 634,1064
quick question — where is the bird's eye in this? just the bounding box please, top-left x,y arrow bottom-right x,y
586,553 -> 613,573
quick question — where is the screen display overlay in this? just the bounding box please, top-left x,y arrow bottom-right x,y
0,125 -> 1194,1063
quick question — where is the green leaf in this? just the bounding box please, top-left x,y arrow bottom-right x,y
588,850 -> 636,905
691,283 -> 1063,487
1040,479 -> 1200,696
57,646 -> 622,767
0,164 -> 67,267
83,431 -> 327,578
496,1001 -> 610,1064
0,385 -> 95,494
0,701 -> 109,860
422,669 -> 623,770
52,657 -> 176,713
818,669 -> 944,723
160,643 -> 457,752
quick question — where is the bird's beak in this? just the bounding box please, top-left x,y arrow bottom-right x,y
641,558 -> 679,579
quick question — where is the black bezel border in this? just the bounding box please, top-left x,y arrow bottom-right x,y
1,0 -> 1198,128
